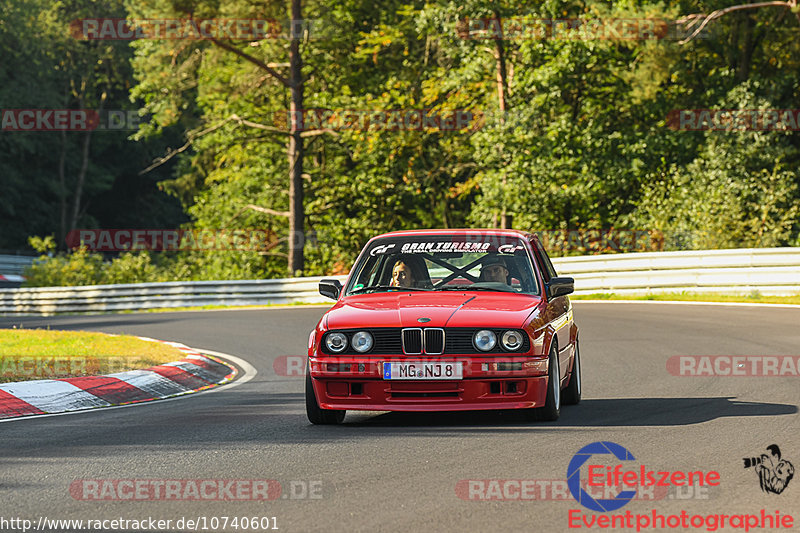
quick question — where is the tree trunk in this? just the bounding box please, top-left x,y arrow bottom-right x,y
493,10 -> 511,230
736,14 -> 755,81
58,129 -> 67,249
494,33 -> 508,114
68,131 -> 92,234
69,88 -> 106,234
287,0 -> 305,275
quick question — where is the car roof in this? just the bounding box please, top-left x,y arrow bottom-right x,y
371,228 -> 534,240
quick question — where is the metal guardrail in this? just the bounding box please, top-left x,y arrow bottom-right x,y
552,247 -> 800,295
0,277 -> 344,315
0,254 -> 34,276
1,248 -> 799,315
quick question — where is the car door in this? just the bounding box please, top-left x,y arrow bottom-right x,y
529,236 -> 573,382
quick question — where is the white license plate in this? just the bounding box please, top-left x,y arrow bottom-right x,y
382,362 -> 463,380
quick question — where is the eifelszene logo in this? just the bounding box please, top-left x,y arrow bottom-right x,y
567,441 -> 638,512
744,444 -> 794,495
567,441 -> 721,512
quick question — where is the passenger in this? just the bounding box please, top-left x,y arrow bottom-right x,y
390,260 -> 415,288
480,256 -> 510,284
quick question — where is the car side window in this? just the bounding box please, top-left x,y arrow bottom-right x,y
530,239 -> 556,283
539,243 -> 558,279
355,256 -> 381,287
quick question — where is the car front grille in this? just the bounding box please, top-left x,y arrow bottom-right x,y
401,327 -> 445,354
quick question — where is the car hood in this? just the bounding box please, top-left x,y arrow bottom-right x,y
324,292 -> 541,329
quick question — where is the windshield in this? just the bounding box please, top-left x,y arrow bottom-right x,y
344,235 -> 540,296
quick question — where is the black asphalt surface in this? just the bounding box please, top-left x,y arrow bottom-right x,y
1,302 -> 799,532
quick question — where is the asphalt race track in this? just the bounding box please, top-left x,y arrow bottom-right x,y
1,302 -> 799,532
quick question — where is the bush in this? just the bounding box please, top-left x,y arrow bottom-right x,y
24,236 -> 104,287
24,236 -> 164,287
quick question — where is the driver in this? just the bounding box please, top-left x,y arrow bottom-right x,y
390,260 -> 415,288
480,256 -> 510,284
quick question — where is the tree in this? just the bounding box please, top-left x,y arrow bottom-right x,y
129,0 -> 315,274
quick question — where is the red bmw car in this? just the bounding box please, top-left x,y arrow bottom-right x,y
306,229 -> 580,424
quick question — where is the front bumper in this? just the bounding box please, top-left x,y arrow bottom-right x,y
308,355 -> 550,411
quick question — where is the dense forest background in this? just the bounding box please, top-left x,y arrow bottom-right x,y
2,0 -> 799,285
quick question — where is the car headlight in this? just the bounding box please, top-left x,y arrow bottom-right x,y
351,331 -> 374,353
473,329 -> 497,351
501,330 -> 524,351
325,332 -> 348,353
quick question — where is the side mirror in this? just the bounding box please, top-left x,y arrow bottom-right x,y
319,279 -> 343,300
546,277 -> 574,299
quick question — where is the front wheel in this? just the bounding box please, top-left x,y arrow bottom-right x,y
525,344 -> 561,421
562,338 -> 581,405
305,369 -> 345,425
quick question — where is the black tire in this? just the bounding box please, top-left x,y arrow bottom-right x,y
525,343 -> 561,421
562,338 -> 581,406
305,370 -> 345,425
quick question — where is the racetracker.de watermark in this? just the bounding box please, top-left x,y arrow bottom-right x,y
69,479 -> 323,501
69,18 -> 317,40
667,109 -> 800,131
456,17 -> 707,41
667,356 -> 800,377
455,479 -> 717,501
272,109 -> 480,132
66,229 -> 278,252
1,109 -> 142,132
278,356 -> 551,377
532,229 -> 664,254
1,356 -> 134,380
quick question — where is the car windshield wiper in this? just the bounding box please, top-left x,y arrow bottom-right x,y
433,286 -> 515,292
349,285 -> 430,294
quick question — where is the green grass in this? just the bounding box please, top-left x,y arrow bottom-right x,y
119,302 -> 331,314
0,328 -> 184,383
571,291 -> 800,305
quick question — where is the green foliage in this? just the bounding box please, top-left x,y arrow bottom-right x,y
24,245 -> 105,287
635,85 -> 800,249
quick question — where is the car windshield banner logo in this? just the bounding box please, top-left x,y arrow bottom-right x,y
567,441 -> 637,512
369,243 -> 396,256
